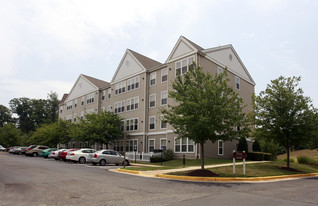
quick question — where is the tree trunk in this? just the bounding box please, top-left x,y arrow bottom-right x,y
200,141 -> 204,170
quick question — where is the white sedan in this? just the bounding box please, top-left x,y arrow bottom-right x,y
48,149 -> 65,160
66,148 -> 96,164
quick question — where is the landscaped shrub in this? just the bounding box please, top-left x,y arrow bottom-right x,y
263,153 -> 277,161
246,152 -> 264,161
282,157 -> 297,163
163,149 -> 174,161
252,139 -> 261,152
150,155 -> 163,163
237,137 -> 248,152
297,156 -> 311,164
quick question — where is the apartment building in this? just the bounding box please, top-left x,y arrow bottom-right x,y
59,36 -> 255,158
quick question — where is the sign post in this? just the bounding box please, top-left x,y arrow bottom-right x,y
232,150 -> 247,176
134,145 -> 137,163
233,150 -> 236,175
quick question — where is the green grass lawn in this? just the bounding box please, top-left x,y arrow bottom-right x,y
169,161 -> 318,177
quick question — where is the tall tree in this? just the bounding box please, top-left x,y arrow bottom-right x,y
77,111 -> 123,148
254,76 -> 315,168
162,63 -> 249,170
47,92 -> 59,123
0,105 -> 13,127
0,123 -> 22,147
9,97 -> 34,133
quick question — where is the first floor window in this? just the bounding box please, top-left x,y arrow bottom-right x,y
218,140 -> 224,156
149,139 -> 155,152
174,137 -> 194,153
160,139 -> 167,151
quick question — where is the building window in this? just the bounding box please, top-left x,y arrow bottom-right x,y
101,91 -> 106,101
160,139 -> 167,151
66,115 -> 72,122
160,115 -> 167,129
74,99 -> 78,108
161,68 -> 168,83
176,56 -> 194,76
149,139 -> 155,153
218,140 -> 224,156
86,109 -> 94,114
60,106 -> 63,113
73,113 -> 77,122
86,93 -> 95,104
114,100 -> 125,114
120,120 -> 124,132
174,137 -> 194,153
108,89 -> 111,99
150,72 -> 156,86
66,101 -> 73,110
117,139 -> 138,152
218,67 -> 224,74
149,116 -> 155,130
149,94 -> 156,108
235,76 -> 240,90
161,91 -> 168,106
127,96 -> 139,111
115,81 -> 126,95
81,97 -> 85,105
107,105 -> 111,112
127,76 -> 140,91
126,118 -> 138,132
80,111 -> 84,119
101,107 -> 105,112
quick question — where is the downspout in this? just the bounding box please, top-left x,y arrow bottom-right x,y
143,72 -> 148,153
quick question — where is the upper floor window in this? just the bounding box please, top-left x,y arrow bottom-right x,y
218,67 -> 224,75
127,96 -> 139,111
80,111 -> 84,119
115,81 -> 126,95
60,106 -> 63,113
161,68 -> 168,83
149,116 -> 155,130
74,99 -> 78,108
127,76 -> 140,91
108,88 -> 111,99
101,91 -> 106,101
126,118 -> 138,131
150,72 -> 156,86
149,94 -> 156,108
161,91 -> 168,106
73,113 -> 77,122
86,93 -> 94,104
235,76 -> 240,90
160,115 -> 167,129
81,97 -> 85,105
114,100 -> 125,114
176,56 -> 194,76
66,101 -> 73,110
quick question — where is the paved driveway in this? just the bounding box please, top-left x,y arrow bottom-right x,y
0,153 -> 317,206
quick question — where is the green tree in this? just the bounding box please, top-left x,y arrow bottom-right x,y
254,76 -> 315,168
0,105 -> 13,127
162,63 -> 249,170
47,92 -> 60,123
9,97 -> 34,133
77,111 -> 123,148
0,123 -> 22,147
237,137 -> 248,152
252,139 -> 261,152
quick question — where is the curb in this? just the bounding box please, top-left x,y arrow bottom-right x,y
116,168 -> 318,182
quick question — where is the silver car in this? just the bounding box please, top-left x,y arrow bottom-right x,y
87,150 -> 130,166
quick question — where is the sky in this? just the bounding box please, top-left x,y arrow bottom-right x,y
1,0 -> 318,109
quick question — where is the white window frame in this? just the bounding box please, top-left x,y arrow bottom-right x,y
160,138 -> 167,151
107,105 -> 111,112
235,76 -> 240,90
174,137 -> 195,153
74,99 -> 78,108
175,56 -> 194,76
101,91 -> 106,101
161,68 -> 168,83
73,113 -> 77,122
81,97 -> 85,106
149,139 -> 155,153
126,118 -> 138,132
108,88 -> 111,99
218,140 -> 224,156
150,72 -> 156,86
149,116 -> 156,130
161,91 -> 168,106
160,115 -> 167,129
149,94 -> 156,108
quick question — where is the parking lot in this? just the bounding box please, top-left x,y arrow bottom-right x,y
1,152 -> 318,206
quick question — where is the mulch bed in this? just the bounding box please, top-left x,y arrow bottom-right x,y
279,167 -> 301,172
186,169 -> 220,177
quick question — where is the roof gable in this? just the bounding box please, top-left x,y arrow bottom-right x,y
65,74 -> 100,101
203,45 -> 255,85
111,49 -> 161,83
166,36 -> 202,63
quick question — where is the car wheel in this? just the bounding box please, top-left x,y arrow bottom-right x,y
99,159 -> 106,166
79,157 -> 86,164
18,151 -> 22,155
123,160 -> 129,166
32,152 -> 38,157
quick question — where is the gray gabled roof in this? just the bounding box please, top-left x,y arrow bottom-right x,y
128,49 -> 162,70
82,74 -> 110,89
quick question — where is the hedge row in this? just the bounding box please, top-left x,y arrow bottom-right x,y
246,152 -> 277,161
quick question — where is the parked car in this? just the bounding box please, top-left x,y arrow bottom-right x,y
13,146 -> 28,155
50,149 -> 66,160
24,145 -> 37,155
40,148 -> 57,158
59,149 -> 78,161
26,145 -> 49,157
8,146 -> 19,153
87,150 -> 130,166
66,148 -> 96,164
0,145 -> 6,151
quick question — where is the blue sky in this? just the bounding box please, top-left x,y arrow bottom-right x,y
1,0 -> 318,108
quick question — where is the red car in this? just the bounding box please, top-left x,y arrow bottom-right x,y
58,149 -> 78,161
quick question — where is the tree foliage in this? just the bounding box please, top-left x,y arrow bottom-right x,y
0,105 -> 13,127
252,139 -> 261,152
237,137 -> 248,152
162,63 -> 249,170
0,123 -> 22,147
254,76 -> 316,168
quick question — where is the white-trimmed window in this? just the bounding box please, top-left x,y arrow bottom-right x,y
60,106 -> 63,113
114,100 -> 125,113
108,88 -> 111,99
176,56 -> 194,76
66,101 -> 73,110
161,68 -> 168,83
107,105 -> 111,112
149,116 -> 155,130
86,93 -> 95,104
101,91 -> 106,101
74,99 -> 78,108
73,113 -> 77,122
127,76 -> 140,91
127,96 -> 139,111
101,107 -> 105,112
150,72 -> 156,86
174,137 -> 194,153
115,81 -> 126,95
80,111 -> 84,119
149,139 -> 155,153
160,115 -> 167,129
86,109 -> 94,114
161,91 -> 168,106
235,76 -> 240,90
160,138 -> 167,151
126,118 -> 138,131
81,97 -> 85,105
149,94 -> 156,108
124,139 -> 138,152
120,120 -> 124,132
218,67 -> 224,74
218,140 -> 224,156
66,114 -> 72,122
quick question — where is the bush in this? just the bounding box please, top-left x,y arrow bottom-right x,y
252,139 -> 261,152
163,149 -> 174,161
297,156 -> 311,164
264,153 -> 277,161
282,157 -> 297,163
150,155 -> 163,163
246,152 -> 276,161
237,137 -> 248,152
